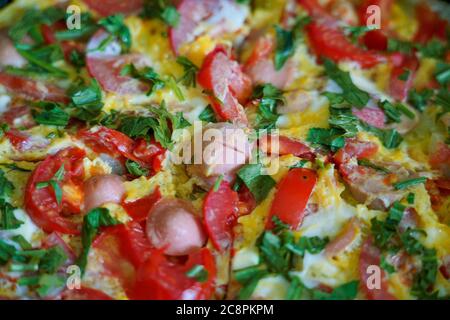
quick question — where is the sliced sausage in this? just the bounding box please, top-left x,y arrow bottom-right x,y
0,31 -> 26,68
325,217 -> 360,258
186,123 -> 253,188
146,198 -> 206,256
83,174 -> 125,212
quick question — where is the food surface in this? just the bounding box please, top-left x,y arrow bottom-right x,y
0,0 -> 449,300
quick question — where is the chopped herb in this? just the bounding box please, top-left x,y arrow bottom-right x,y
435,62 -> 450,87
98,14 -> 131,53
35,164 -> 65,205
121,63 -> 165,96
312,280 -> 359,300
411,248 -> 438,299
393,177 -> 427,190
167,76 -> 184,101
15,44 -> 67,78
398,69 -> 411,81
213,175 -> 224,192
69,50 -> 86,69
236,164 -> 276,203
35,273 -> 66,297
176,56 -> 199,88
380,255 -> 395,274
0,169 -> 14,201
307,128 -> 345,152
285,236 -> 329,257
186,264 -> 208,282
358,159 -> 390,173
0,239 -> 16,265
371,201 -> 405,250
32,102 -> 70,127
407,193 -> 415,204
252,84 -> 284,130
54,13 -> 98,41
141,0 -> 180,27
237,270 -> 268,299
274,25 -> 295,70
69,79 -> 104,121
387,39 -> 413,54
11,235 -> 32,250
125,159 -> 149,177
0,201 -> 22,230
76,208 -> 120,275
323,59 -> 370,108
379,100 -> 401,123
198,105 -> 217,123
344,25 -> 375,43
417,39 -> 447,60
39,246 -> 67,274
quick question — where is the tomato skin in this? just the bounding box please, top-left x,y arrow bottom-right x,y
130,248 -> 216,300
359,238 -> 396,300
198,46 -> 251,124
203,181 -> 239,252
132,138 -> 166,170
267,168 -> 317,230
260,135 -> 314,160
334,139 -> 379,165
306,22 -> 385,69
0,72 -> 68,103
61,287 -> 113,300
5,129 -> 30,151
414,3 -> 447,43
78,126 -> 135,160
83,0 -> 143,16
24,147 -> 86,235
122,188 -> 162,222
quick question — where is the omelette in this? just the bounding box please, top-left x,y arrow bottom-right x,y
0,0 -> 449,300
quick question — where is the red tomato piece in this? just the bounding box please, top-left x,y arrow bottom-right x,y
237,184 -> 257,217
334,138 -> 379,165
0,72 -> 68,103
129,248 -> 216,300
203,181 -> 239,252
352,107 -> 386,129
259,135 -> 314,159
359,238 -> 396,300
122,188 -> 162,222
198,46 -> 252,124
61,287 -> 113,300
267,168 -> 317,229
41,23 -> 86,61
0,105 -> 35,129
389,54 -> 419,102
78,126 -> 136,160
414,3 -> 447,44
24,147 -> 86,235
131,138 -> 165,167
358,0 -> 393,51
306,22 -> 385,69
5,129 -> 30,151
83,0 -> 143,17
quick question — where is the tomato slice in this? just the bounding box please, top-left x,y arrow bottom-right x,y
0,72 -> 68,103
83,0 -> 143,17
414,3 -> 447,44
129,248 -> 216,300
267,168 -> 317,229
306,22 -> 385,69
61,287 -> 113,300
203,181 -> 239,252
198,46 -> 251,124
259,135 -> 314,159
78,126 -> 135,160
334,138 -> 379,165
358,0 -> 393,51
122,188 -> 162,222
24,147 -> 86,235
131,138 -> 165,168
359,238 -> 396,300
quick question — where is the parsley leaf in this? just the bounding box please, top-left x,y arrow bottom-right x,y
198,105 -> 217,123
307,128 -> 345,152
98,14 -> 131,53
35,165 -> 65,205
76,208 -> 120,275
236,164 -> 276,203
274,25 -> 295,70
323,59 -> 370,108
252,84 -> 285,130
121,63 -> 165,96
125,159 -> 149,177
141,0 -> 180,27
176,56 -> 199,88
32,102 -> 70,127
69,78 -> 104,121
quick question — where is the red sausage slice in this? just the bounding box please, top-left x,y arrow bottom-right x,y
83,0 -> 143,17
